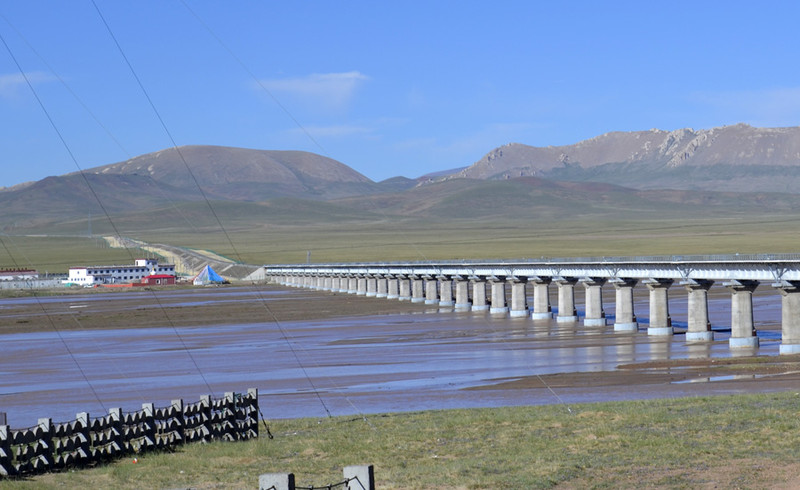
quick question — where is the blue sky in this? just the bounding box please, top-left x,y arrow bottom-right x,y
1,1 -> 800,187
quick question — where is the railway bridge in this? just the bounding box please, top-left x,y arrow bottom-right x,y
262,254 -> 800,354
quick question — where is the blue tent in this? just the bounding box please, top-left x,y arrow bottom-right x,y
193,265 -> 226,285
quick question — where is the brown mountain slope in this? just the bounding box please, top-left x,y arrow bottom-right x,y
80,145 -> 377,200
450,124 -> 800,192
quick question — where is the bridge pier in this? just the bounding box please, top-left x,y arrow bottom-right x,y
489,278 -> 509,315
438,277 -> 454,307
530,278 -> 552,320
776,281 -> 800,354
366,277 -> 377,297
509,279 -> 528,317
387,277 -> 399,299
375,276 -> 388,297
398,277 -> 411,301
357,277 -> 368,296
581,277 -> 607,326
644,279 -> 673,335
411,277 -> 425,303
554,277 -> 579,323
424,278 -> 439,305
725,280 -> 759,349
471,278 -> 489,311
682,279 -> 714,342
611,278 -> 638,331
454,277 -> 471,310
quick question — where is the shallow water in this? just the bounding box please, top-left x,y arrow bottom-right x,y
0,286 -> 789,428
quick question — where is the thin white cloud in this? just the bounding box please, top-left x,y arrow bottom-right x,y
692,87 -> 800,127
258,71 -> 369,112
291,123 -> 374,138
0,71 -> 55,99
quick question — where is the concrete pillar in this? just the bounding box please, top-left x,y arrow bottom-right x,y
398,277 -> 411,301
554,277 -> 579,323
438,277 -> 454,307
330,276 -> 341,292
775,281 -> 800,354
471,278 -> 488,311
530,278 -> 552,320
581,277 -> 607,326
610,278 -> 638,331
724,280 -> 759,349
348,277 -> 358,294
376,277 -> 388,298
387,277 -> 399,299
454,277 -> 471,310
644,278 -> 673,335
425,278 -> 439,305
357,277 -> 368,296
313,276 -> 323,290
411,277 -> 425,303
509,280 -> 528,317
489,279 -> 509,315
366,277 -> 377,297
323,276 -> 333,291
682,279 -> 714,342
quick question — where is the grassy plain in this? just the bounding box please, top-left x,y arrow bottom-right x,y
62,214 -> 800,266
11,392 -> 800,489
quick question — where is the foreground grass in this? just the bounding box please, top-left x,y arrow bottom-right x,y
13,392 -> 800,489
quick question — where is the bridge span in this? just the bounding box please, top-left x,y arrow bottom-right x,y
262,254 -> 800,354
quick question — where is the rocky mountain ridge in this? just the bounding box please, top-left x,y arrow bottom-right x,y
448,124 -> 800,192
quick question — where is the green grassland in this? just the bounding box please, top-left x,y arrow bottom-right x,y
5,213 -> 800,271
11,392 -> 800,489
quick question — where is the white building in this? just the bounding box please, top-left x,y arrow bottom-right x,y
63,258 -> 176,286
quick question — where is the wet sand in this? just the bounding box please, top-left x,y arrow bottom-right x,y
2,284 -> 800,428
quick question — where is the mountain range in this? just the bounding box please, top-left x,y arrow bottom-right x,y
3,123 -> 800,232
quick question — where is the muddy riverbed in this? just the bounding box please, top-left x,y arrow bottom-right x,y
1,285 -> 799,428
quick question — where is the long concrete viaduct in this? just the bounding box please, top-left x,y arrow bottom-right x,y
262,254 -> 800,355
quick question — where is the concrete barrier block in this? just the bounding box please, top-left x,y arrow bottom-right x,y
344,464 -> 374,490
259,472 -> 295,490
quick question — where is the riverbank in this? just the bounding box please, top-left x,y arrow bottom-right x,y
14,392 -> 800,488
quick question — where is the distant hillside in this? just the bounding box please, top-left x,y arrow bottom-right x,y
451,124 -> 800,193
81,145 -> 379,200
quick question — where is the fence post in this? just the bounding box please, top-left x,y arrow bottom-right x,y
171,399 -> 185,444
141,404 -> 155,452
36,418 -> 53,473
223,392 -> 237,441
75,412 -> 91,465
344,465 -> 375,490
108,409 -> 123,458
247,388 -> 259,439
0,424 -> 11,476
199,395 -> 212,441
259,472 -> 295,490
